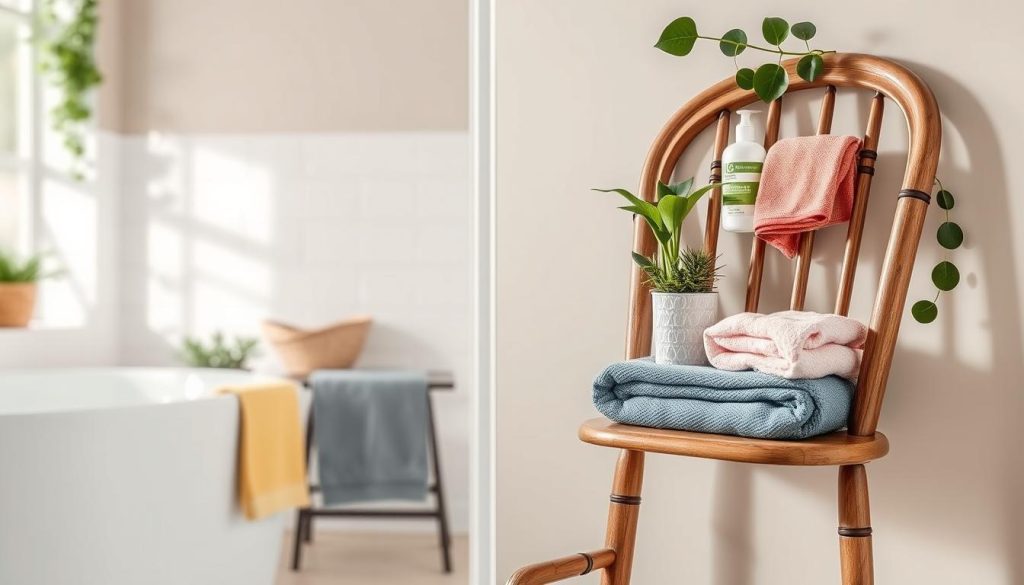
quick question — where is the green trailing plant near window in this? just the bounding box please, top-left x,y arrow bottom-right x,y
38,0 -> 103,179
0,249 -> 60,282
179,332 -> 260,370
595,178 -> 723,294
655,16 -> 834,103
911,180 -> 965,324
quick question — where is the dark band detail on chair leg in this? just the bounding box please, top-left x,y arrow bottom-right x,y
709,173 -> 721,183
710,159 -> 722,170
859,149 -> 878,160
898,188 -> 931,204
578,552 -> 594,575
858,165 -> 875,176
838,527 -> 873,537
609,494 -> 642,506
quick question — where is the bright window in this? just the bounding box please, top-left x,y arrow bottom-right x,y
0,0 -> 35,252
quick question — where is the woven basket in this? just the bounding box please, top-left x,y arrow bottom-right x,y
262,316 -> 372,377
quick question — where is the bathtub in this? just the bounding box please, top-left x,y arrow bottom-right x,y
0,368 -> 300,585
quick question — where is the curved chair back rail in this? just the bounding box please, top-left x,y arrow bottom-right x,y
626,53 -> 941,437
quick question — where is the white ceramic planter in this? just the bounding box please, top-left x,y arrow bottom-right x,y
651,291 -> 719,366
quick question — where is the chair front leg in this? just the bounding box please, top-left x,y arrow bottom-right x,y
601,449 -> 645,585
838,464 -> 874,585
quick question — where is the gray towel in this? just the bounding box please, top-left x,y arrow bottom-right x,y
593,359 -> 853,440
310,370 -> 429,505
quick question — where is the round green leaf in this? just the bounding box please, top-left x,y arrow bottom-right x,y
753,63 -> 789,103
796,53 -> 824,82
931,261 -> 960,291
735,68 -> 755,90
762,17 -> 789,45
791,22 -> 817,41
719,28 -> 747,56
936,189 -> 954,210
937,221 -> 964,249
912,300 -> 938,324
655,17 -> 699,56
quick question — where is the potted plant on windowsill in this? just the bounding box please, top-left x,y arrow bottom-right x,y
0,250 -> 60,328
596,178 -> 723,365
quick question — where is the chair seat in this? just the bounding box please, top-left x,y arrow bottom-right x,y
578,418 -> 888,466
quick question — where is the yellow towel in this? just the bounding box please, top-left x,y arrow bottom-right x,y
218,381 -> 310,520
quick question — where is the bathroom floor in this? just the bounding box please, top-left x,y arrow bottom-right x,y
276,532 -> 468,584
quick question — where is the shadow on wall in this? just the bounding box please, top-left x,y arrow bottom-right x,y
703,65 -> 1022,584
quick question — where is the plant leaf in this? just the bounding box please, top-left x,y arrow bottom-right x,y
937,221 -> 964,249
931,261 -> 960,291
911,300 -> 938,323
719,28 -> 747,57
796,53 -> 824,82
936,189 -> 954,210
735,68 -> 755,90
761,17 -> 789,45
669,177 -> 693,196
657,194 -> 686,236
655,17 -> 699,56
753,63 -> 788,103
683,183 -> 717,216
791,21 -> 816,41
631,252 -> 655,268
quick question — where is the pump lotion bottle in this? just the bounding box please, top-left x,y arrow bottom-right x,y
721,110 -> 766,233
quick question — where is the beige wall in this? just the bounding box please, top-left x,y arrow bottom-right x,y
98,0 -> 468,134
496,1 -> 1023,583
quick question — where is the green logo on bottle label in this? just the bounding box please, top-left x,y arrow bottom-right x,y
725,161 -> 763,174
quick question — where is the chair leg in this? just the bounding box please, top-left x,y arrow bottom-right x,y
838,464 -> 874,585
601,450 -> 645,585
291,508 -> 308,571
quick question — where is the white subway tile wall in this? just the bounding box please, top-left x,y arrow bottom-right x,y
117,131 -> 472,532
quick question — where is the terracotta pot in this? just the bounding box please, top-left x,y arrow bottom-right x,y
0,283 -> 37,328
651,291 -> 718,366
261,316 -> 372,377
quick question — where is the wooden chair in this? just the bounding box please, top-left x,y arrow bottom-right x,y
506,53 -> 940,585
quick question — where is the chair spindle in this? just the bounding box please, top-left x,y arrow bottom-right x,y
744,97 -> 782,312
790,86 -> 838,310
835,92 -> 885,315
704,110 -> 731,260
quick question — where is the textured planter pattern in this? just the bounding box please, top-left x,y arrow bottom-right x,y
652,292 -> 718,366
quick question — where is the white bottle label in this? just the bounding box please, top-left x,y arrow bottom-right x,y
722,161 -> 762,216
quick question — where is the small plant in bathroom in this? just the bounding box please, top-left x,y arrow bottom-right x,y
595,178 -> 722,365
180,332 -> 260,370
655,16 -> 834,103
0,249 -> 60,327
911,179 -> 966,324
37,0 -> 103,179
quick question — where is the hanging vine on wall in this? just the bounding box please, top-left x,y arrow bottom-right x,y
38,0 -> 102,179
911,180 -> 965,324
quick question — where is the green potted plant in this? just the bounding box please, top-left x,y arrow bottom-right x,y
0,250 -> 58,327
596,178 -> 722,365
179,331 -> 260,370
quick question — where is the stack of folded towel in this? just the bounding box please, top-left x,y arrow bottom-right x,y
593,311 -> 867,440
705,311 -> 866,381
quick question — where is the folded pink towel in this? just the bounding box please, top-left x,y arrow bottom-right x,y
704,311 -> 867,381
754,135 -> 861,258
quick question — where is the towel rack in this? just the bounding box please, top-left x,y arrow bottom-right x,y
290,371 -> 455,574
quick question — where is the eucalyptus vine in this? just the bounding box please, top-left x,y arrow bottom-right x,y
911,180 -> 964,324
38,0 -> 103,179
655,17 -> 834,102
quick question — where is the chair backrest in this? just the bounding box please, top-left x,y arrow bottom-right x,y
626,53 -> 941,437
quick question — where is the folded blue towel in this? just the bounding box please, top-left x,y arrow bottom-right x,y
593,359 -> 853,440
310,370 -> 429,506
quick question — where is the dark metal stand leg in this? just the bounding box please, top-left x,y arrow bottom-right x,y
291,509 -> 308,571
303,513 -> 314,543
426,394 -> 453,573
